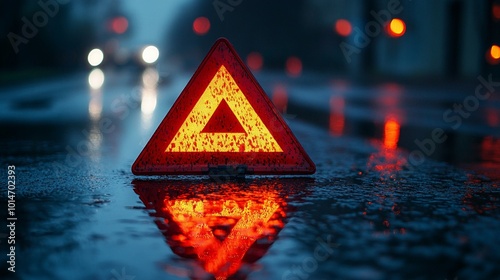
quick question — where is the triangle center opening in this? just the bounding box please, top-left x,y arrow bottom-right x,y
201,99 -> 246,133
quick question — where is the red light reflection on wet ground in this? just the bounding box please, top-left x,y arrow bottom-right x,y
272,84 -> 288,113
165,195 -> 283,278
383,118 -> 400,150
462,185 -> 499,215
476,136 -> 500,182
367,117 -> 405,176
132,180 -> 306,279
329,95 -> 345,136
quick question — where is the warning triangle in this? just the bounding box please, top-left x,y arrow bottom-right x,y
132,38 -> 315,175
165,65 -> 281,153
201,99 -> 246,133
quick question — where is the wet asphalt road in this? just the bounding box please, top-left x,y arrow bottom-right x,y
0,68 -> 499,280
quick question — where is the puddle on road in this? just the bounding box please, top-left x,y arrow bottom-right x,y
132,178 -> 314,279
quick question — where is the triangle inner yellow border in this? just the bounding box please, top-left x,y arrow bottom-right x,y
166,65 -> 283,152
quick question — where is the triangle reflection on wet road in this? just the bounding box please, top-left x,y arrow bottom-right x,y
132,178 -> 314,279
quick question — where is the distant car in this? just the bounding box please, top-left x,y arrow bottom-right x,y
87,44 -> 160,70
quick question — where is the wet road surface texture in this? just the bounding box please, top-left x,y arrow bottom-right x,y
0,68 -> 499,280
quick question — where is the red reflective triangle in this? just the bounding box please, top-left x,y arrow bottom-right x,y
132,38 -> 315,175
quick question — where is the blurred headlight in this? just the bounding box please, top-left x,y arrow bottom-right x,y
141,45 -> 160,64
88,48 -> 104,67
